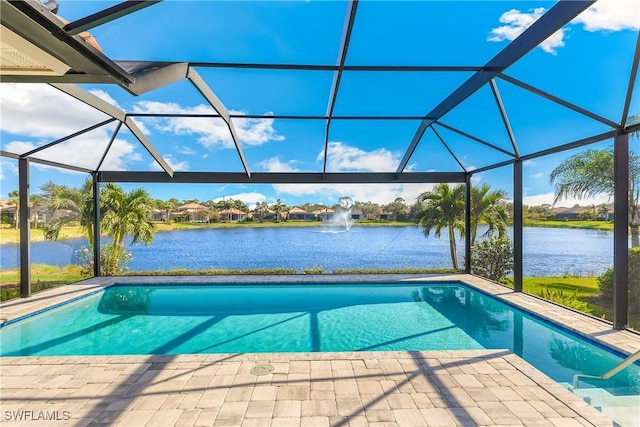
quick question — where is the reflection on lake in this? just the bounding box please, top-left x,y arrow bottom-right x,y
0,226 -> 618,276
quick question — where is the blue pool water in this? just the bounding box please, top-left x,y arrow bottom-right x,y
1,283 -> 638,393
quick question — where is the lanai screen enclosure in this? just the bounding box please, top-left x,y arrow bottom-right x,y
1,0 -> 638,328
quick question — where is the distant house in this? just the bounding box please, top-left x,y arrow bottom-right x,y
0,201 -> 49,224
150,209 -> 165,222
218,208 -> 246,222
314,208 -> 335,221
177,202 -> 207,212
379,210 -> 395,221
288,207 -> 315,221
350,208 -> 364,220
552,206 -> 589,221
175,202 -> 208,222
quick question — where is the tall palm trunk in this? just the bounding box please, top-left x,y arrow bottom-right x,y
448,224 -> 459,270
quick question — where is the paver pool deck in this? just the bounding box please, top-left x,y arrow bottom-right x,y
1,274 -> 638,427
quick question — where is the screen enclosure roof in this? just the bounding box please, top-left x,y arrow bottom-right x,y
1,0 -> 639,185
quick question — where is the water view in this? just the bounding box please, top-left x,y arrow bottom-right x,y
0,226 -> 616,276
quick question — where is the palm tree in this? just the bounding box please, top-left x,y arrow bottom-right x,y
254,201 -> 268,222
470,184 -> 509,245
414,183 -> 465,270
550,148 -> 640,247
101,183 -> 156,248
271,199 -> 287,222
41,178 -> 95,246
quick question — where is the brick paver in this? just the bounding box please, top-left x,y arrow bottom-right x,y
0,350 -> 615,426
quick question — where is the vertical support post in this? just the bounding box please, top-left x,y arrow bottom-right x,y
614,132 -> 629,329
18,158 -> 31,298
465,173 -> 472,274
513,160 -> 523,292
92,173 -> 101,277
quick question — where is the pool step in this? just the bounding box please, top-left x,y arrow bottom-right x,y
570,386 -> 640,427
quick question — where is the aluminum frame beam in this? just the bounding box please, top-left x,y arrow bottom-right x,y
96,121 -> 123,171
395,0 -> 595,173
430,127 -> 467,172
498,74 -> 620,129
1,151 -> 95,173
513,160 -> 523,292
19,158 -> 31,298
323,0 -> 358,176
20,118 -> 116,158
123,117 -> 174,177
92,173 -> 101,277
127,62 -> 189,95
97,171 -> 466,184
64,1 -> 162,35
51,83 -> 126,121
620,30 -> 640,128
187,67 -> 250,177
490,79 -> 520,158
128,113 -> 435,120
464,173 -> 472,274
613,132 -> 629,329
434,122 -> 515,158
185,62 -> 486,72
49,84 -> 173,176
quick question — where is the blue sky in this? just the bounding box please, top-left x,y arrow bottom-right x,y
1,0 -> 639,208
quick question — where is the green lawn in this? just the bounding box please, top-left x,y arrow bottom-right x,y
520,276 -> 625,323
523,220 -> 613,231
0,264 -> 87,301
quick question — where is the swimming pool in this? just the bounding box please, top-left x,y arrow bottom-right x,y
0,282 -> 637,383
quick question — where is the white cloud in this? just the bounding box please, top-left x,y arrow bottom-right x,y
488,8 -> 565,54
177,146 -> 198,155
530,172 -> 545,179
523,160 -> 536,167
100,138 -> 142,170
150,154 -> 189,172
523,191 -> 611,207
488,1 -> 639,55
572,0 -> 639,32
0,84 -> 108,138
258,157 -> 299,172
88,89 -> 120,108
132,101 -> 283,149
320,142 -> 401,172
255,144 -> 427,204
0,160 -> 18,181
4,135 -> 140,172
0,84 -> 142,171
3,141 -> 37,154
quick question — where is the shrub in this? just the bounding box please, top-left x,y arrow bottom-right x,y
471,236 -> 513,283
597,247 -> 640,311
303,267 -> 324,274
75,244 -> 133,276
536,286 -> 592,314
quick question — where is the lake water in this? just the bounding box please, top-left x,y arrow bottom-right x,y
0,226 -> 617,276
